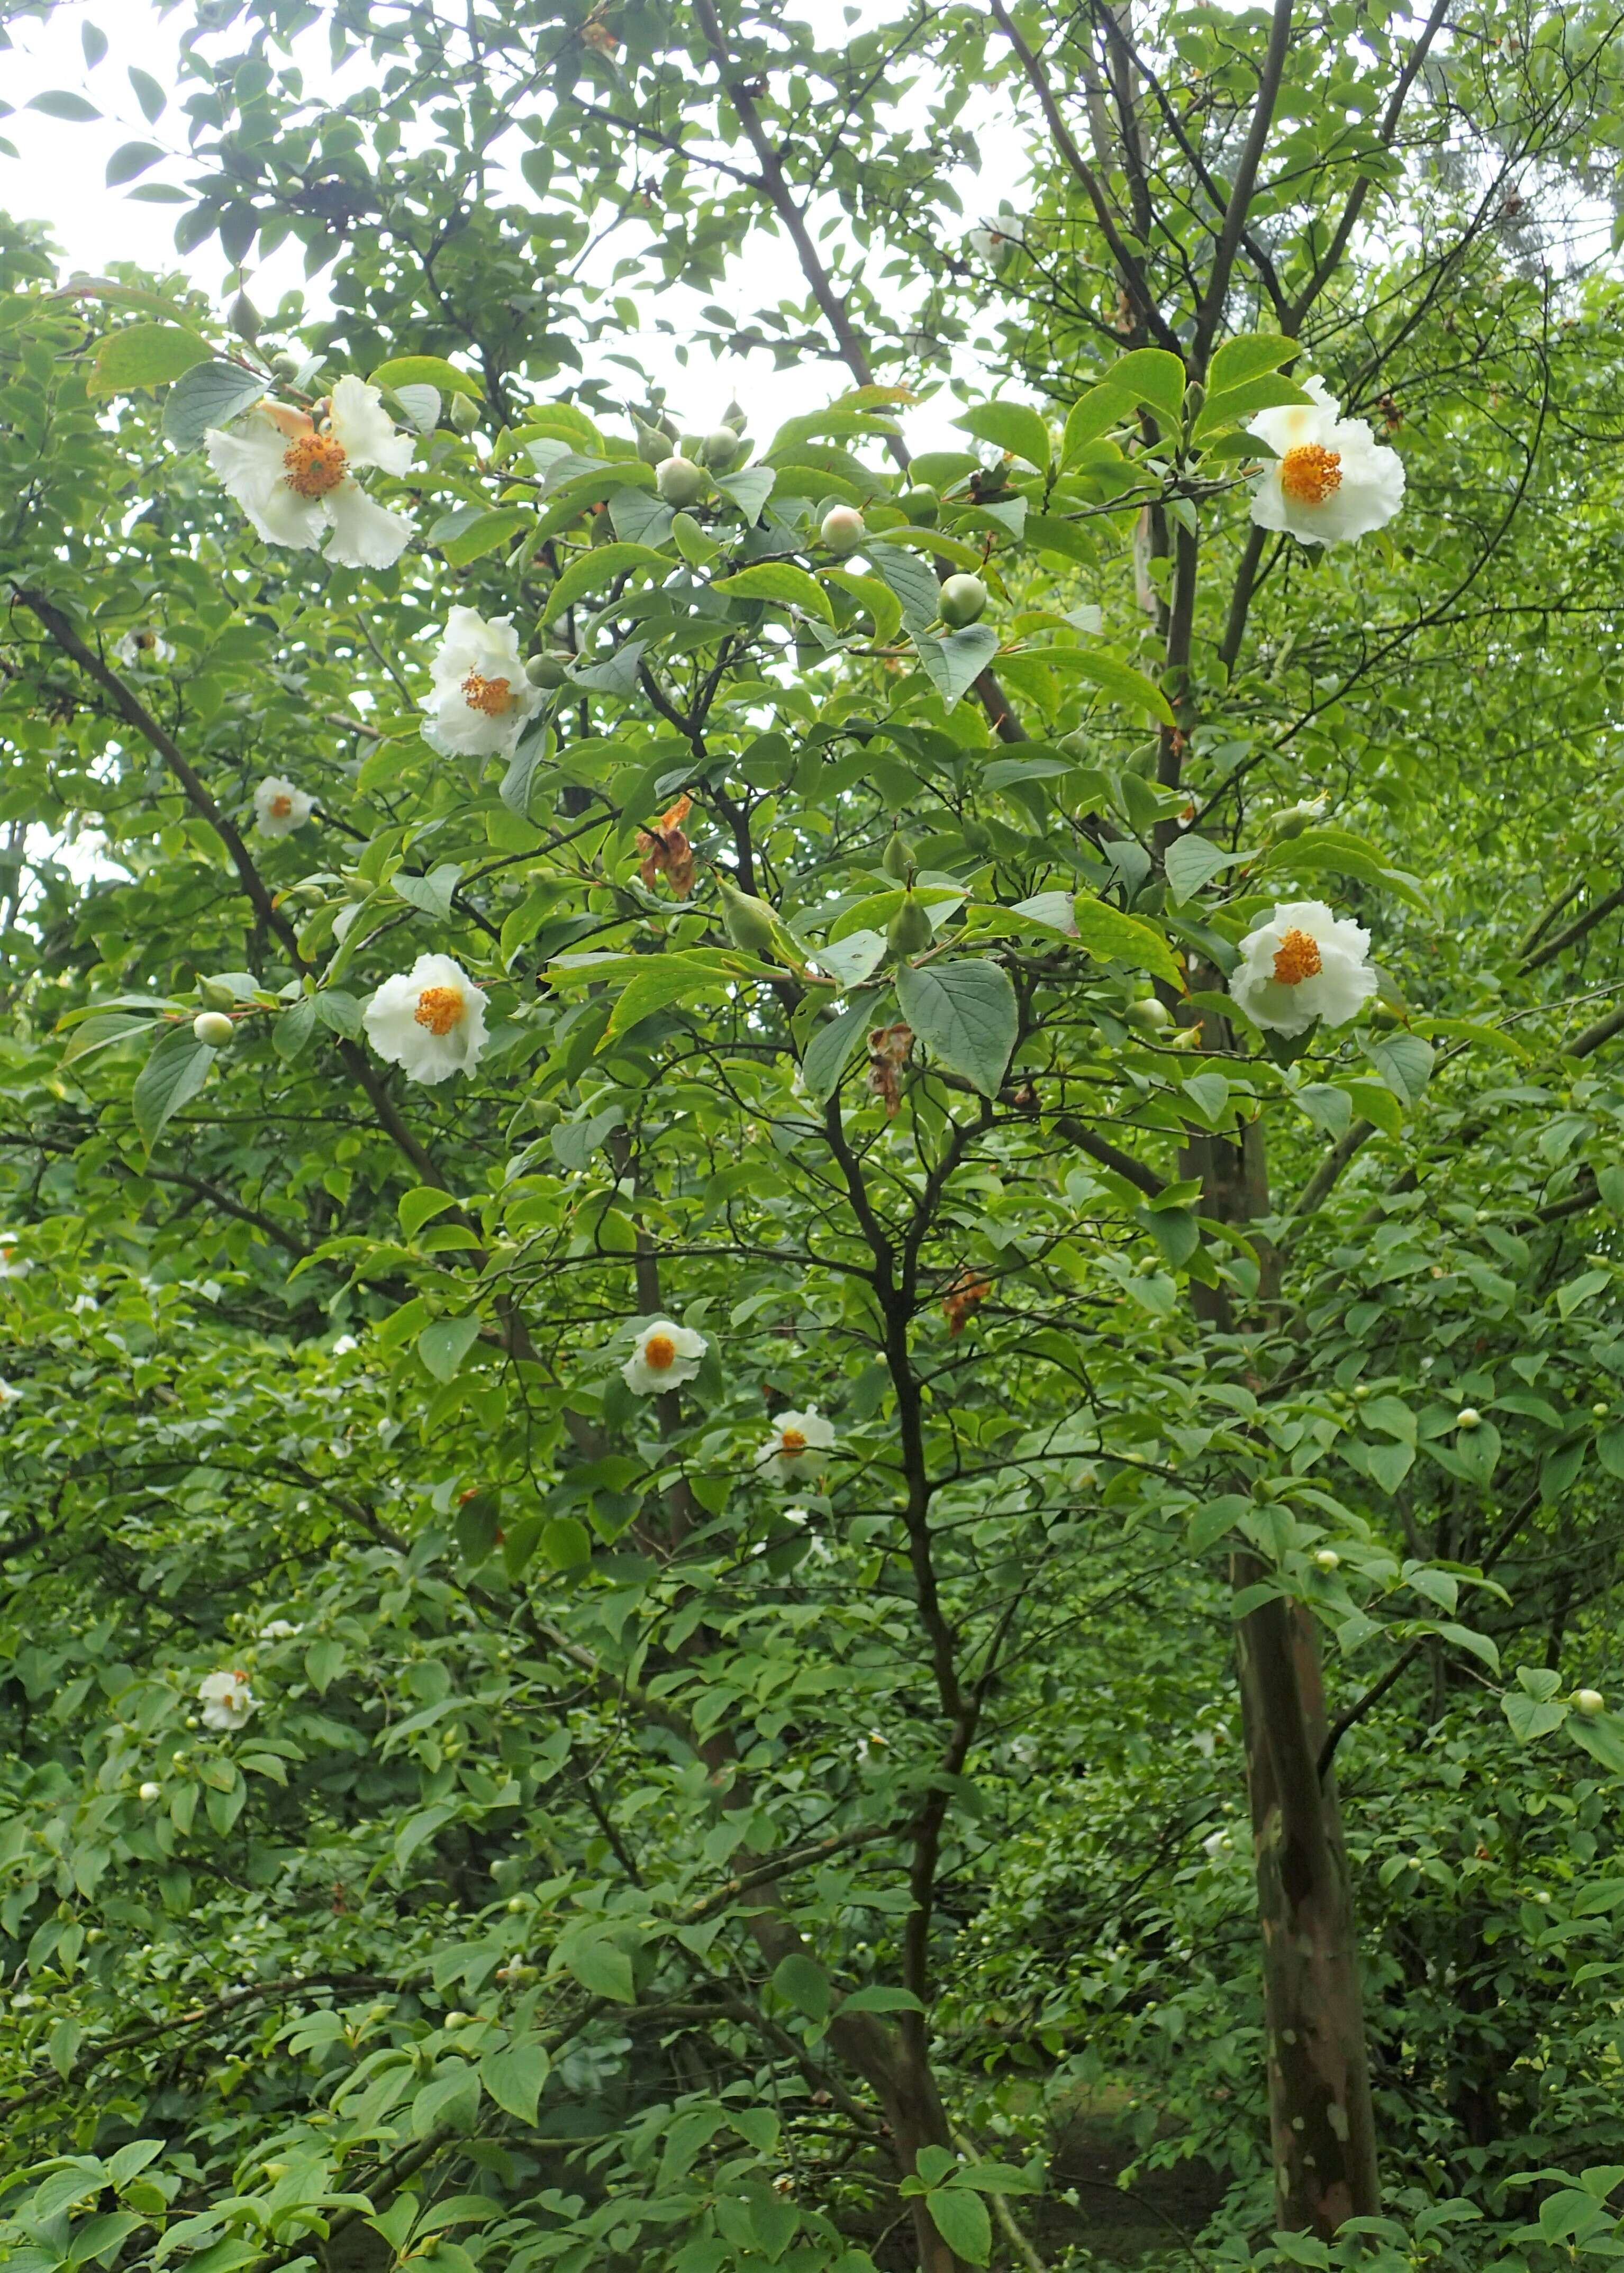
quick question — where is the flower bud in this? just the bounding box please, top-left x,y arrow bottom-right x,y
1312,1548 -> 1340,1572
443,2010 -> 470,2029
656,455 -> 707,506
1268,796 -> 1328,842
1125,996 -> 1172,1032
138,1781 -> 161,1802
1593,1403 -> 1610,1420
506,1894 -> 526,1913
716,876 -> 779,957
1574,1688 -> 1605,1716
229,291 -> 261,343
701,426 -> 741,471
634,415 -> 672,466
448,392 -> 481,436
526,653 -> 570,688
821,504 -> 866,556
723,399 -> 748,434
940,572 -> 988,628
196,977 -> 237,1011
193,1011 -> 234,1048
887,891 -> 936,960
269,350 -> 302,381
897,485 -> 939,526
1456,1407 -> 1481,1430
880,826 -> 915,882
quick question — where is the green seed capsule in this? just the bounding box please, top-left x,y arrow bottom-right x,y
887,892 -> 935,959
881,827 -> 915,881
716,877 -> 779,956
634,415 -> 672,465
448,392 -> 482,436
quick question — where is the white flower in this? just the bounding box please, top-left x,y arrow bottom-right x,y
1228,899 -> 1376,1038
621,1317 -> 708,1395
362,952 -> 489,1084
422,608 -> 542,758
138,1780 -> 161,1802
0,1378 -> 21,1406
0,1239 -> 30,1279
253,776 -> 315,837
1247,377 -> 1404,546
70,1293 -> 98,1315
204,376 -> 416,569
197,1669 -> 256,1732
115,629 -> 173,666
755,1405 -> 837,1484
331,1334 -> 358,1356
257,1620 -> 300,1641
1202,1828 -> 1237,1861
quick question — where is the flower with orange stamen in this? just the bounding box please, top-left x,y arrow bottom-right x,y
754,1405 -> 837,1485
1247,378 -> 1403,547
1229,900 -> 1376,1037
363,953 -> 489,1084
622,1316 -> 708,1395
422,607 -> 542,758
253,776 -> 314,837
203,376 -> 416,568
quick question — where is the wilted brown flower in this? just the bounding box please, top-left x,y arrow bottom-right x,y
865,1021 -> 912,1116
942,1269 -> 993,1336
637,794 -> 695,897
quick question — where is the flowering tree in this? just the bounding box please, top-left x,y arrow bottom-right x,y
7,5 -> 1624,2273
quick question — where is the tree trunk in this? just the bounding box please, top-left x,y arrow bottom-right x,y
1235,1564 -> 1382,2232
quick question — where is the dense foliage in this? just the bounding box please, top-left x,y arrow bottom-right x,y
6,3 -> 1624,2273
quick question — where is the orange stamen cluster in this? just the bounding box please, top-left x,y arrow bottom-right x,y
268,793 -> 293,818
780,1428 -> 808,1455
414,985 -> 464,1035
1278,444 -> 1342,506
461,671 -> 516,717
282,431 -> 350,498
1271,928 -> 1323,985
643,1332 -> 677,1372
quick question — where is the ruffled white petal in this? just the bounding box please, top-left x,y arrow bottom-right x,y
328,375 -> 416,477
206,418 -> 325,550
1228,898 -> 1377,1037
321,478 -> 415,570
422,683 -> 519,758
362,953 -> 489,1084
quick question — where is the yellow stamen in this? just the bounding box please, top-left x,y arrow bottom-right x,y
1272,928 -> 1323,985
1278,444 -> 1342,506
282,431 -> 350,498
643,1332 -> 677,1371
462,671 -> 515,717
780,1428 -> 808,1454
414,985 -> 464,1035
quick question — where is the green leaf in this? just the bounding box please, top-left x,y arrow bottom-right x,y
1100,347 -> 1187,424
822,568 -> 902,644
29,91 -> 101,121
1061,385 -> 1132,463
771,1952 -> 831,2021
1164,833 -> 1249,905
1070,896 -> 1182,984
1557,1268 -> 1610,1320
1263,825 -> 1432,912
868,543 -> 940,630
418,1315 -> 481,1383
802,1002 -> 873,1104
562,1937 -> 636,2003
132,1025 -> 213,1151
105,141 -> 167,187
1363,1033 -> 1434,1107
1570,1712 -> 1624,1777
1066,648 -> 1175,726
162,358 -> 267,448
712,562 -> 835,625
839,1984 -> 926,2013
715,466 -> 776,523
370,354 -> 480,400
953,398 -> 1051,470
607,487 -> 676,547
1205,333 -> 1301,394
480,2040 -> 550,2124
439,508 -> 528,567
544,542 -> 670,622
896,959 -> 1018,1097
128,66 -> 166,121
541,1516 -> 592,1570
926,2189 -> 992,2267
1503,1690 -> 1567,1742
502,720 -> 551,817
911,625 -> 1000,708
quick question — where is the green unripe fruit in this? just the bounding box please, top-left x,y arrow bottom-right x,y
196,976 -> 236,1011
506,1895 -> 526,1913
723,399 -> 748,434
1125,996 -> 1172,1033
881,826 -> 915,881
634,415 -> 672,466
702,427 -> 741,471
940,573 -> 988,629
229,292 -> 261,343
193,1011 -> 234,1048
526,653 -> 570,688
716,876 -> 779,956
1574,1688 -> 1605,1716
897,485 -> 938,526
448,391 -> 482,436
269,350 -> 302,381
887,891 -> 935,960
656,455 -> 707,506
820,505 -> 866,556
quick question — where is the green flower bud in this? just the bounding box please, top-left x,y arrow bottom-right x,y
229,291 -> 261,343
716,875 -> 779,956
526,653 -> 570,689
1574,1688 -> 1605,1716
196,977 -> 237,1011
1268,795 -> 1327,841
1125,996 -> 1172,1032
448,391 -> 481,436
940,573 -> 988,629
887,890 -> 935,960
702,427 -> 741,471
1456,1407 -> 1481,1430
820,504 -> 866,556
193,1011 -> 234,1048
1312,1548 -> 1340,1573
634,415 -> 672,465
656,455 -> 707,506
897,485 -> 938,526
723,399 -> 748,434
881,826 -> 915,881
269,350 -> 302,381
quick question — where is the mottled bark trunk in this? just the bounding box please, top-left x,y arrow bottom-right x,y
1235,1562 -> 1382,2232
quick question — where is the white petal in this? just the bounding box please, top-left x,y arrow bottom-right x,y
422,684 -> 518,757
328,375 -> 416,476
206,420 -> 325,550
321,479 -> 414,569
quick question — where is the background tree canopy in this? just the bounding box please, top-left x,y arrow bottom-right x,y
5,3 -> 1624,2273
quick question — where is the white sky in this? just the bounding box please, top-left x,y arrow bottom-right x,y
1,0 -> 1022,452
